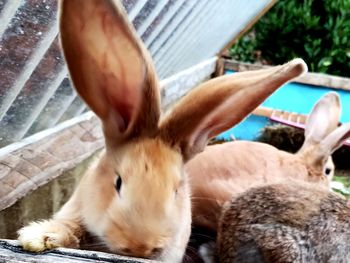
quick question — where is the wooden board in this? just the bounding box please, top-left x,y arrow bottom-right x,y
224,59 -> 350,91
0,239 -> 157,263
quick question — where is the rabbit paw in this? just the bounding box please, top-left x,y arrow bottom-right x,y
18,220 -> 79,252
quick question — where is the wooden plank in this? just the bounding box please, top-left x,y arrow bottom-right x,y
214,58 -> 225,77
0,239 -> 157,263
252,106 -> 350,147
252,106 -> 308,124
224,60 -> 350,91
297,72 -> 350,91
218,0 -> 277,56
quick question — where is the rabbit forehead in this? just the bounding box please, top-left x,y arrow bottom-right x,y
111,137 -> 185,222
115,137 -> 183,185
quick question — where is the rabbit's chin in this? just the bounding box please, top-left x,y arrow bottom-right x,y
100,201 -> 192,262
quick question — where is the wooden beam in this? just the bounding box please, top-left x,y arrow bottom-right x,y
224,60 -> 350,91
252,106 -> 308,125
252,106 -> 350,147
0,239 -> 157,263
214,58 -> 225,77
218,0 -> 277,56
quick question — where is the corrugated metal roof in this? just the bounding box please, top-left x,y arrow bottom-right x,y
0,0 -> 274,147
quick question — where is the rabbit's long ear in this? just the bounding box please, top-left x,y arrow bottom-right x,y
160,59 -> 307,160
320,123 -> 350,155
59,0 -> 160,141
303,92 -> 341,146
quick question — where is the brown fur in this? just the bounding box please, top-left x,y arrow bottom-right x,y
59,0 -> 160,140
187,92 -> 350,231
17,0 -> 307,261
76,139 -> 189,258
160,61 -> 307,160
217,183 -> 350,263
187,141 -> 311,230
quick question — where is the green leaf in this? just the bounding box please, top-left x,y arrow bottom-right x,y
319,57 -> 333,67
230,0 -> 349,76
346,50 -> 350,58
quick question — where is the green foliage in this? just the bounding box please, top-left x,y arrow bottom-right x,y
229,0 -> 350,76
229,33 -> 259,63
332,176 -> 350,197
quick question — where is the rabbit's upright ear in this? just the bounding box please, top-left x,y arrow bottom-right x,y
59,0 -> 160,141
160,59 -> 307,160
320,123 -> 350,155
303,92 -> 341,146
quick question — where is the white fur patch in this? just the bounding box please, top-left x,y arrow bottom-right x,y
17,221 -> 75,252
18,222 -> 53,252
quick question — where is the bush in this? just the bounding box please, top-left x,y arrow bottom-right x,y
230,0 -> 350,76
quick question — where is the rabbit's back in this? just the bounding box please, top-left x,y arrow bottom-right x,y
218,183 -> 350,263
187,141 -> 310,230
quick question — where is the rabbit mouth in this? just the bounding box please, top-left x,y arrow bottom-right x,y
102,216 -> 168,259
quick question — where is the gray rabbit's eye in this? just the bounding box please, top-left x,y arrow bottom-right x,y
115,175 -> 122,193
325,168 -> 332,176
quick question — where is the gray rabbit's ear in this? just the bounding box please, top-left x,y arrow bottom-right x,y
303,92 -> 341,146
59,0 -> 160,141
160,59 -> 307,161
321,123 -> 350,155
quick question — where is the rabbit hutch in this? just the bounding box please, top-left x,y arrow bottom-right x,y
0,0 -> 350,262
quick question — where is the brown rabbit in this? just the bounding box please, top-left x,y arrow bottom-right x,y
187,92 -> 350,231
16,0 -> 308,261
217,181 -> 350,263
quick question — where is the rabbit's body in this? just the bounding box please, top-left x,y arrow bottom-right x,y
218,183 -> 350,263
188,92 -> 350,231
187,141 -> 312,230
17,0 -> 307,261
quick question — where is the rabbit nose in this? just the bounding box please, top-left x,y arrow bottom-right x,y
150,247 -> 163,257
139,246 -> 164,258
121,245 -> 163,258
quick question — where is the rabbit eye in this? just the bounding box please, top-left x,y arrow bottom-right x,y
115,176 -> 122,193
174,180 -> 184,197
325,168 -> 332,176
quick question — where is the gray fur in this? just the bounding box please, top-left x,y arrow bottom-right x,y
217,183 -> 350,263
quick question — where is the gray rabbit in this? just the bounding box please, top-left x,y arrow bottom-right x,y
217,183 -> 350,263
